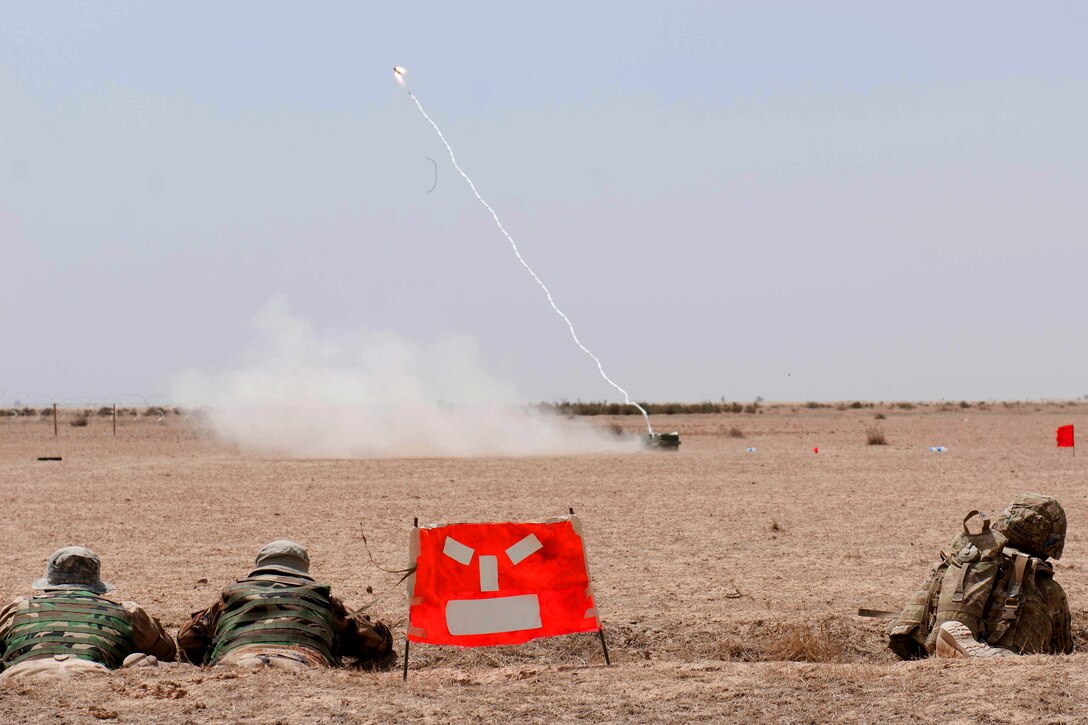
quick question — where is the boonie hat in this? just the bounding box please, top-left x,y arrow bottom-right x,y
32,546 -> 114,594
251,539 -> 311,576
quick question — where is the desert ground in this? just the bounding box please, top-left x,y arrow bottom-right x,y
1,403 -> 1086,723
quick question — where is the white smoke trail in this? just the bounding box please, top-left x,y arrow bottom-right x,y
398,75 -> 654,435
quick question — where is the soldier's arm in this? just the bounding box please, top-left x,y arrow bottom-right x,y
887,561 -> 946,660
176,599 -> 225,665
0,597 -> 26,639
121,601 -> 178,662
1041,576 -> 1073,654
328,594 -> 393,663
0,597 -> 28,672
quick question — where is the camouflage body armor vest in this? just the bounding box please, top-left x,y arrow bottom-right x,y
208,573 -> 338,666
1,591 -> 135,670
888,511 -> 1071,658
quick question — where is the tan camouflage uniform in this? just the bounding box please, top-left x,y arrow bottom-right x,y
177,541 -> 391,671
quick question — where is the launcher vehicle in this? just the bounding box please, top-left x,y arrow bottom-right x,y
644,432 -> 681,450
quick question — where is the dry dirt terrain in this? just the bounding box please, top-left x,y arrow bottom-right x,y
0,403 -> 1086,723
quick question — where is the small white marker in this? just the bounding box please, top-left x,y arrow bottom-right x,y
442,537 -> 474,566
479,555 -> 498,591
506,534 -> 543,566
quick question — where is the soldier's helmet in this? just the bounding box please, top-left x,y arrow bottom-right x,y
32,546 -> 115,593
994,493 -> 1067,560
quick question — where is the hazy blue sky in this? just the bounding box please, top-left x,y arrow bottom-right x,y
3,2 -> 1086,405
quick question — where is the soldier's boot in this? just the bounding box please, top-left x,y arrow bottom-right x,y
228,652 -> 311,672
935,621 -> 1015,659
0,655 -> 109,678
122,653 -> 159,668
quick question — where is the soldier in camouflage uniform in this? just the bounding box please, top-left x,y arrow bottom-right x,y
0,547 -> 176,678
177,540 -> 392,670
887,493 -> 1073,659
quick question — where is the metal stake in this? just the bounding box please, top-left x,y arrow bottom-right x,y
403,516 -> 418,681
570,506 -> 609,665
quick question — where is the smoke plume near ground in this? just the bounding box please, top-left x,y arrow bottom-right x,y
172,299 -> 640,458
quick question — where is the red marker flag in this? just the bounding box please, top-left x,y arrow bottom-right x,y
406,516 -> 600,647
1057,425 -> 1075,448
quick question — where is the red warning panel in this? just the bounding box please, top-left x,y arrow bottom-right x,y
1057,424 -> 1075,448
406,516 -> 600,647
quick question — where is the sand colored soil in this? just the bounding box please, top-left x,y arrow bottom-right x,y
1,403 -> 1086,723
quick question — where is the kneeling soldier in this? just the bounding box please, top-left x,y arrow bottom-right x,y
178,540 -> 392,670
0,547 -> 176,678
887,493 -> 1072,659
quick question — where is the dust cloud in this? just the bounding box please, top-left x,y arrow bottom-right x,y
172,299 -> 640,458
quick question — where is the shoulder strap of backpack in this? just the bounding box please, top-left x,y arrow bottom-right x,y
989,551 -> 1032,642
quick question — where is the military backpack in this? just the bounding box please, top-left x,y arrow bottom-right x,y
208,573 -> 339,665
0,590 -> 136,670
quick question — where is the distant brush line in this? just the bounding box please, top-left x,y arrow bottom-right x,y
0,391 -> 171,407
403,88 -> 653,435
541,401 -> 763,416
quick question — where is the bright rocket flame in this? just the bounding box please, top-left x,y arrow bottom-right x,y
394,70 -> 655,435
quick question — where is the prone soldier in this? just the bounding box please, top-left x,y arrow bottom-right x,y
178,540 -> 392,670
0,547 -> 176,678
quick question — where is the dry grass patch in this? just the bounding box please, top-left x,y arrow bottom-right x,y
760,617 -> 860,663
712,617 -> 887,664
865,425 -> 887,445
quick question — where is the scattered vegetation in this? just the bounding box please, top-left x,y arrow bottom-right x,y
894,402 -> 915,410
865,425 -> 887,446
873,412 -> 886,420
70,416 -> 89,427
727,426 -> 745,438
704,615 -> 882,663
756,617 -> 863,663
541,400 -> 761,416
805,401 -> 826,409
97,407 -> 114,417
